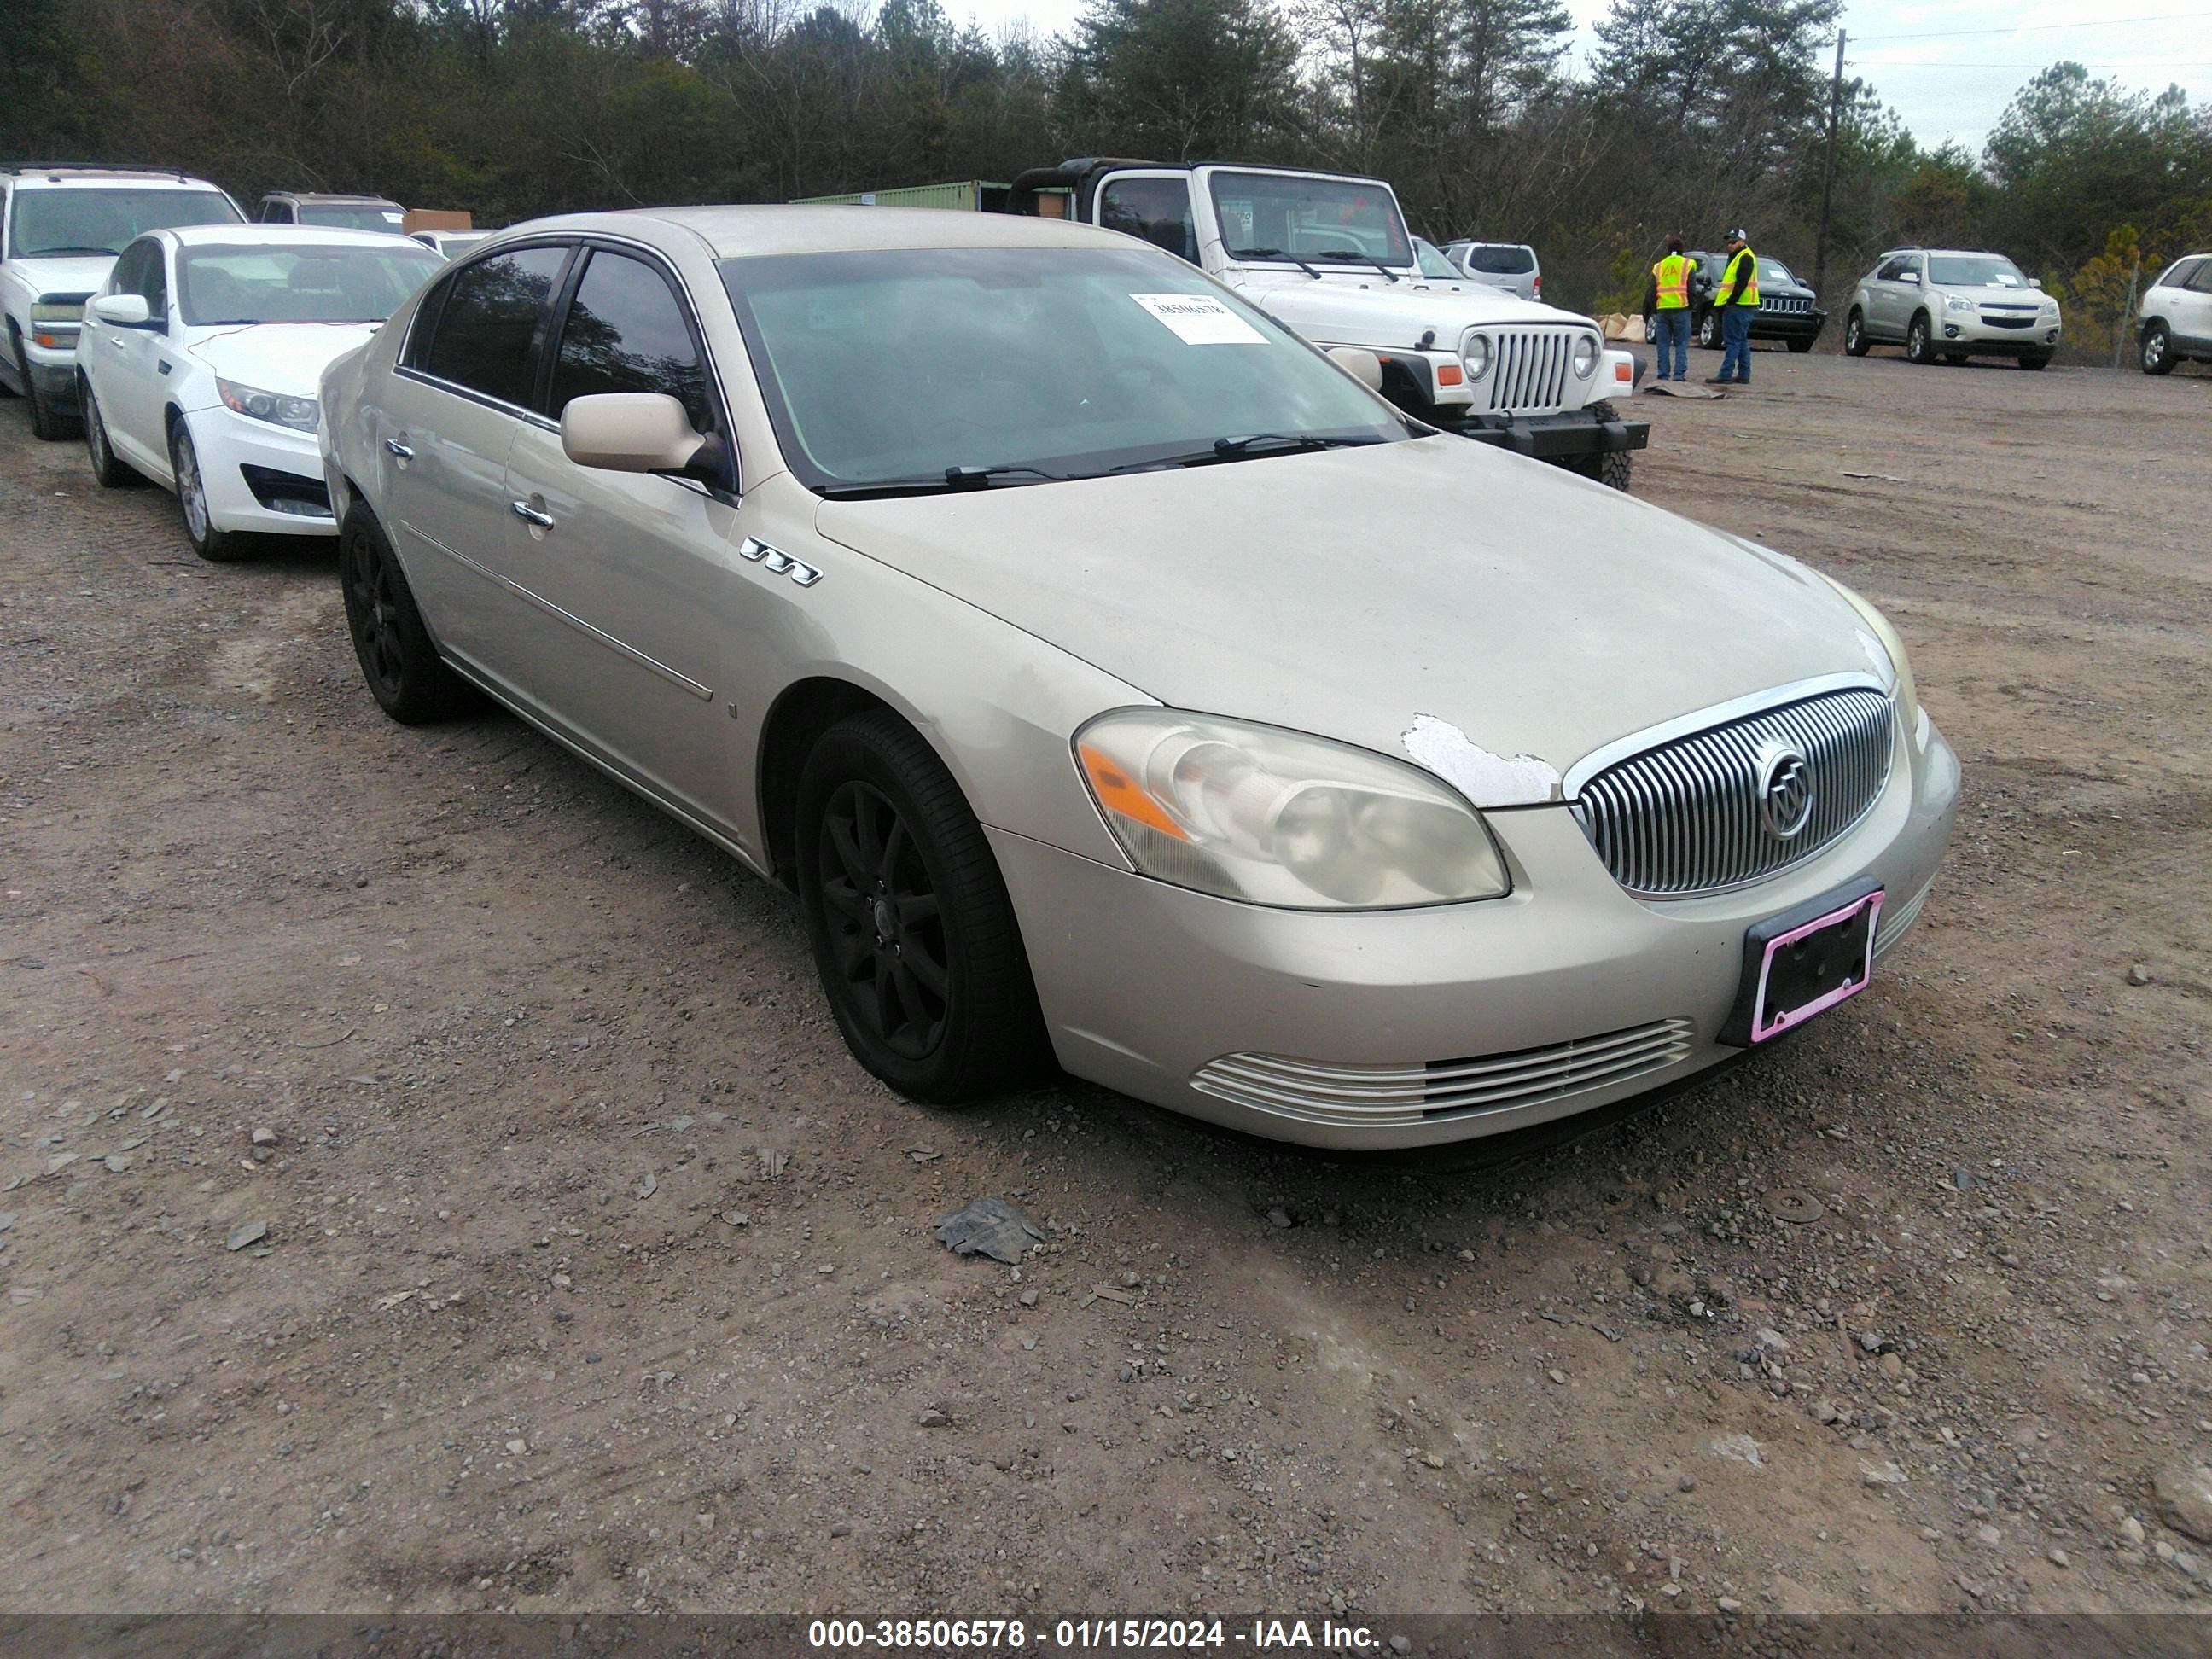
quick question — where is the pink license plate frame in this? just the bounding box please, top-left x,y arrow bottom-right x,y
1745,888 -> 1884,1044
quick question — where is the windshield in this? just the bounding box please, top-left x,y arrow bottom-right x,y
1412,238 -> 1459,280
1455,243 -> 1534,276
178,243 -> 443,324
9,187 -> 240,259
1761,260 -> 1796,287
1208,172 -> 1412,269
720,245 -> 1409,492
1928,253 -> 2030,288
299,203 -> 406,232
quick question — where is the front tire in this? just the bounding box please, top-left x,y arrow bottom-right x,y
15,331 -> 74,440
795,710 -> 1048,1105
169,421 -> 241,561
339,503 -> 476,724
2140,323 -> 2174,375
1786,336 -> 1813,354
1844,310 -> 1869,356
83,381 -> 131,486
2017,352 -> 2052,371
1906,312 -> 1934,365
1561,400 -> 1632,492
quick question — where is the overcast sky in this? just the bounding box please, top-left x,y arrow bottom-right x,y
954,0 -> 2212,154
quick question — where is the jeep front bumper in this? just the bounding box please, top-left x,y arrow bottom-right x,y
1440,407 -> 1650,461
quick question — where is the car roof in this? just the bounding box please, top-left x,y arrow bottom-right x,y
160,224 -> 432,250
3,166 -> 225,191
266,192 -> 403,206
486,205 -> 1121,259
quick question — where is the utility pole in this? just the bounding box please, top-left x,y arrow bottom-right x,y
1813,31 -> 1847,305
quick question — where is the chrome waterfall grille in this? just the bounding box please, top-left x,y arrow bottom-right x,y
1480,328 -> 1580,415
1192,1019 -> 1693,1126
1573,689 -> 1895,896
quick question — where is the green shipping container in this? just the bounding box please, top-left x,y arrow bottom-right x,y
793,180 -> 1010,212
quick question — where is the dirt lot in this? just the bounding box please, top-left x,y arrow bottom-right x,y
1,345 -> 2208,1621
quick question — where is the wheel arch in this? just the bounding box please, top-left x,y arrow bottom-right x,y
758,677 -> 928,888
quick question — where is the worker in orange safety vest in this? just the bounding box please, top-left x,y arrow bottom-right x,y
1644,233 -> 1694,383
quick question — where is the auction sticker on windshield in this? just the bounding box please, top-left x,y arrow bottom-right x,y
1132,294 -> 1266,345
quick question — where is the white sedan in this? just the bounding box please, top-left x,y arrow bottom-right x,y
75,224 -> 443,560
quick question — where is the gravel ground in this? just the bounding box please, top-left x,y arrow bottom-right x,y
0,346 -> 2208,1618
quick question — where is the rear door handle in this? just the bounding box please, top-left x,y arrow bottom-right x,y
510,499 -> 555,528
384,437 -> 414,459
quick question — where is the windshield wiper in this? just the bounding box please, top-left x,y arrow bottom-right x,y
1109,434 -> 1386,474
26,245 -> 119,257
1311,250 -> 1400,283
1229,246 -> 1323,280
814,464 -> 1068,501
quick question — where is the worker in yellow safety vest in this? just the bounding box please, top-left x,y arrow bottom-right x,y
1708,226 -> 1761,387
1644,233 -> 1694,383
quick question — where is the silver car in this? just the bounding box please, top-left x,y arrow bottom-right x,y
1442,240 -> 1541,302
1844,247 -> 2061,369
2138,253 -> 2212,375
320,207 -> 1959,1150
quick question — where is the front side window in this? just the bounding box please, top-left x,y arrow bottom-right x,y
412,246 -> 571,407
299,203 -> 405,232
1097,178 -> 1197,265
178,242 -> 442,326
722,243 -> 1409,492
1927,253 -> 2028,288
1210,172 -> 1412,269
1412,238 -> 1458,279
548,250 -> 712,431
8,188 -> 241,259
108,239 -> 164,316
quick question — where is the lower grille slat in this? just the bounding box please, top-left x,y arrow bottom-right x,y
1575,689 -> 1895,896
1191,1018 -> 1695,1126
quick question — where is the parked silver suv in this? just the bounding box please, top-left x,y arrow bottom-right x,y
1843,247 -> 2060,370
1442,240 -> 1541,303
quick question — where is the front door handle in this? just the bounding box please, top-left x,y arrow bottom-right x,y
383,437 -> 414,459
510,499 -> 555,529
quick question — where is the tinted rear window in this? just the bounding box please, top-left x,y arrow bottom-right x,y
1458,244 -> 1534,275
415,246 -> 570,407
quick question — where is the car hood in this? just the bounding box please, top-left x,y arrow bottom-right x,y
184,323 -> 383,396
814,438 -> 1887,801
14,253 -> 116,299
1231,272 -> 1586,351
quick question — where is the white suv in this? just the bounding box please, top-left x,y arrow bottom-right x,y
2138,253 -> 2212,375
1,164 -> 243,437
1843,247 -> 2061,370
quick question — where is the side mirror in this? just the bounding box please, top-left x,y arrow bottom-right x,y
561,392 -> 708,474
92,293 -> 152,327
1327,346 -> 1385,391
1899,271 -> 1920,285
2028,276 -> 2043,289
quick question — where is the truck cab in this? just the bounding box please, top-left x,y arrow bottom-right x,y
1007,159 -> 1645,487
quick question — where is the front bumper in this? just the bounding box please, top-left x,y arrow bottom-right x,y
1439,407 -> 1650,461
24,335 -> 82,409
993,719 -> 1959,1149
1751,310 -> 1825,341
183,407 -> 337,537
1939,316 -> 2060,353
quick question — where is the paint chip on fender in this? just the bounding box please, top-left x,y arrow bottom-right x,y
1401,714 -> 1561,806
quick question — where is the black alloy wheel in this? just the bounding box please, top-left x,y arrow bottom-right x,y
795,710 -> 1048,1104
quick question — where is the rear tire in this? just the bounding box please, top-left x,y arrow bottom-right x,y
82,380 -> 131,486
339,502 -> 477,724
2140,323 -> 2174,375
2018,352 -> 2052,371
1906,312 -> 1934,365
1843,310 -> 1869,356
795,709 -> 1049,1105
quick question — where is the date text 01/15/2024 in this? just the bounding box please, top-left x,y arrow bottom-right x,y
806,1619 -> 1388,1650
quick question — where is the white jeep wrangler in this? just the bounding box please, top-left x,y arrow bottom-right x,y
1006,160 -> 1647,489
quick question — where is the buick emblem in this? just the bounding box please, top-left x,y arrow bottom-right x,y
1756,744 -> 1814,840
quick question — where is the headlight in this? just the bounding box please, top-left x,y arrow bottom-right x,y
218,378 -> 319,432
30,300 -> 84,324
1460,334 -> 1491,381
1571,333 -> 1598,376
1074,710 -> 1511,910
1944,295 -> 1975,315
1817,573 -> 1921,737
